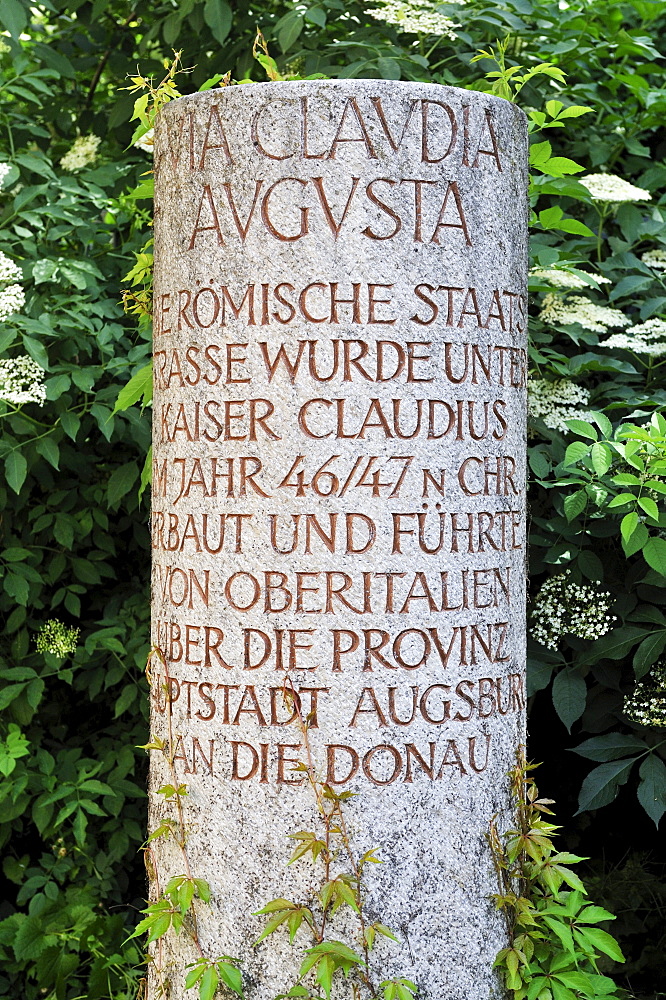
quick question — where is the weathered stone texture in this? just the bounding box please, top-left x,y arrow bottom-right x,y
150,80 -> 528,1000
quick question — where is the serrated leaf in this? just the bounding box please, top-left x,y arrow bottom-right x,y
576,758 -> 636,813
638,496 -> 659,520
633,631 -> 666,678
572,733 -> 648,761
112,363 -> 152,414
107,462 -> 139,508
637,754 -> 666,826
590,441 -> 611,476
564,489 -> 587,522
552,667 -> 586,732
643,537 -> 666,577
5,451 -> 27,494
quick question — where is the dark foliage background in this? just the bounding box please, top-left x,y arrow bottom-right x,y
0,1 -> 665,997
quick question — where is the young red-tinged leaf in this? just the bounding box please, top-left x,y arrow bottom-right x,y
254,898 -> 298,915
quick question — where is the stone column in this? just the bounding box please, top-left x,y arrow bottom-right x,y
150,80 -> 527,1000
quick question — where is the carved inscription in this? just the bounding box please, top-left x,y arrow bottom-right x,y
151,84 -> 526,791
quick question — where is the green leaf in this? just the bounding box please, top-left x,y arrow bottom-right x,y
564,489 -> 587,522
577,550 -> 603,582
576,926 -> 625,963
35,436 -> 60,470
200,965 -> 220,1000
577,758 -> 637,813
112,363 -> 152,414
643,537 -> 666,577
203,0 -> 232,44
552,667 -> 586,732
5,452 -> 27,494
590,441 -> 611,476
218,961 -> 243,996
638,496 -> 659,520
633,631 -> 666,679
563,440 -> 589,465
637,754 -> 666,826
0,0 -> 28,38
620,512 -> 639,541
572,733 -> 648,762
565,419 -> 598,440
586,626 -> 648,663
107,462 -> 139,507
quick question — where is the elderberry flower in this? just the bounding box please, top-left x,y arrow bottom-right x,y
366,0 -> 462,37
0,40 -> 10,55
538,293 -> 630,333
600,318 -> 666,356
528,378 -> 594,434
642,249 -> 666,271
0,162 -> 11,186
624,661 -> 666,728
0,250 -> 20,284
36,619 -> 80,657
60,134 -> 101,172
0,355 -> 47,405
0,284 -> 25,321
134,127 -> 154,154
531,570 -> 615,650
579,173 -> 651,203
530,267 -> 611,290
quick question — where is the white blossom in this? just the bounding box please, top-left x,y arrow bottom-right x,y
0,162 -> 11,186
531,570 -> 615,650
538,293 -> 630,333
0,250 -> 21,284
0,356 -> 46,406
531,267 -> 610,290
600,317 -> 666,356
642,249 -> 666,271
579,173 -> 651,203
0,284 -> 25,321
36,619 -> 79,657
528,378 -> 595,433
624,661 -> 666,728
0,40 -> 10,55
366,0 -> 462,37
59,134 -> 101,172
134,127 -> 154,154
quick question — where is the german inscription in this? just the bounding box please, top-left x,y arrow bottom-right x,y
150,80 -> 528,1000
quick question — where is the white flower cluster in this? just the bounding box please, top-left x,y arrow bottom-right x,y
36,619 -> 80,657
0,356 -> 47,406
366,0 -> 462,37
579,173 -> 651,203
0,250 -> 20,284
0,248 -> 24,321
539,293 -> 630,333
600,317 -> 666,356
0,162 -> 11,186
59,134 -> 101,172
531,267 -> 611,290
0,40 -> 10,55
624,661 -> 666,728
134,127 -> 154,154
642,249 -> 666,271
528,378 -> 595,433
531,569 -> 615,650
